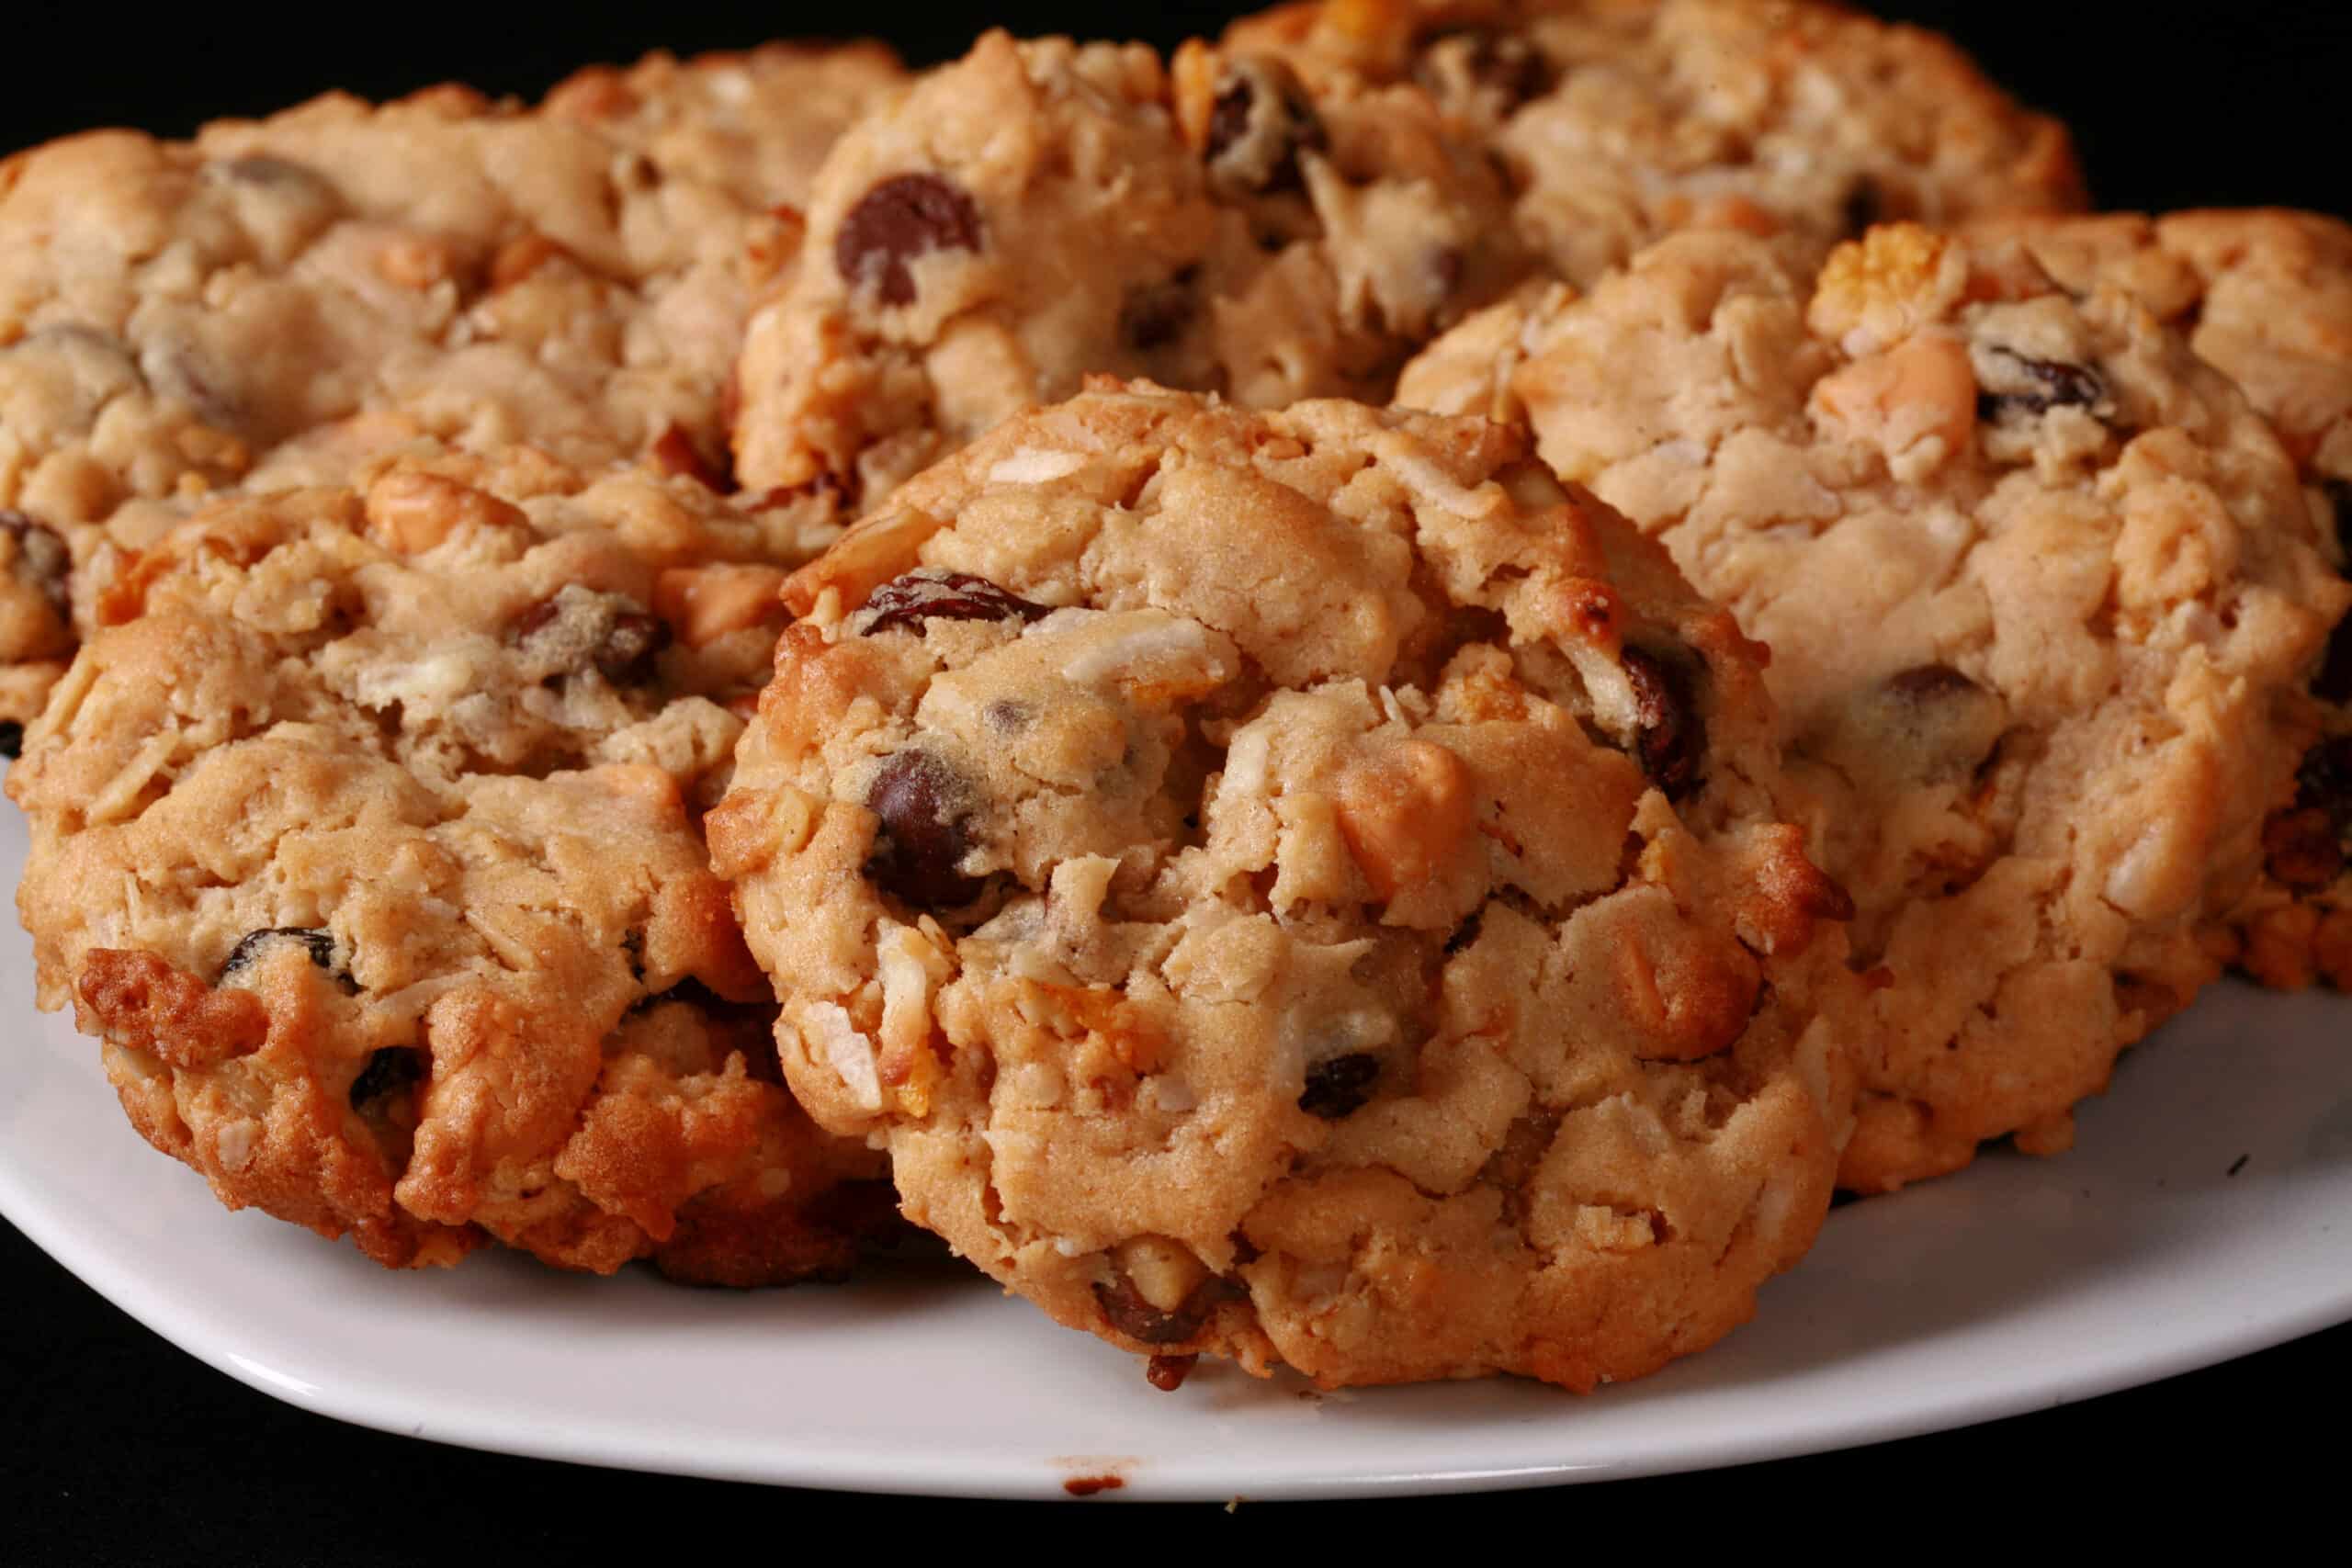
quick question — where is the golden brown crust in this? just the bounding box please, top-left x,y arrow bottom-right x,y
723,383 -> 1858,1389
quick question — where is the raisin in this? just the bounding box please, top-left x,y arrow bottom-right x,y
864,750 -> 982,909
1091,1273 -> 1240,1347
1621,645 -> 1706,800
1298,1052 -> 1380,1119
2297,736 -> 2352,830
833,173 -> 983,307
1203,59 -> 1328,196
2320,478 -> 2352,561
347,1046 -> 425,1110
511,587 -> 673,684
2316,615 -> 2352,705
1145,1353 -> 1198,1393
1,510 -> 72,614
1975,347 -> 2109,421
0,721 -> 19,761
2262,807 -> 2344,892
1418,29 -> 1548,114
1119,266 -> 1200,352
859,570 -> 1048,635
1841,177 -> 1886,234
219,927 -> 341,984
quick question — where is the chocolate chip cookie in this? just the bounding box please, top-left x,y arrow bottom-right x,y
1398,223 -> 2350,1191
1965,209 -> 2352,991
0,43 -> 904,730
8,447 -> 890,1278
727,28 -> 1525,499
1224,0 -> 2086,285
713,383 -> 1859,1390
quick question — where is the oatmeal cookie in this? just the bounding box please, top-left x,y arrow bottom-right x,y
1398,224 -> 2350,1190
714,383 -> 1858,1390
1965,210 -> 2352,990
1224,0 -> 2084,287
0,43 -> 903,729
727,29 -> 1524,498
7,447 -> 890,1278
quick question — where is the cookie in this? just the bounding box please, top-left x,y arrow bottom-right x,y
712,383 -> 1858,1390
1398,223 -> 2350,1190
7,446 -> 889,1279
1964,210 -> 2352,990
1224,0 -> 2085,286
727,29 -> 1524,499
0,43 -> 904,729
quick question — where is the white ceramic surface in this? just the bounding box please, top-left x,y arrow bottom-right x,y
3,805 -> 2347,1500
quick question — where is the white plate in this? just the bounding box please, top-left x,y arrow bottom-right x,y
3,802 -> 2347,1501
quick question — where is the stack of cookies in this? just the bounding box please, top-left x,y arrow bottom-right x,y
4,0 -> 2345,1393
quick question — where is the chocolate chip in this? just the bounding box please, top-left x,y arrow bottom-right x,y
0,721 -> 21,760
1119,266 -> 1200,352
1975,347 -> 2109,422
1203,58 -> 1328,197
1621,645 -> 1706,800
1,510 -> 71,615
219,927 -> 340,984
858,570 -> 1047,636
1298,1052 -> 1379,1119
511,586 -> 672,685
833,173 -> 983,308
1091,1273 -> 1240,1347
347,1046 -> 424,1110
864,750 -> 982,909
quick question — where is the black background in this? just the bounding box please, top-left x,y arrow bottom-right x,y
6,0 -> 2350,1551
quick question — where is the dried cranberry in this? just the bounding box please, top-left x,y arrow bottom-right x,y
834,173 -> 984,307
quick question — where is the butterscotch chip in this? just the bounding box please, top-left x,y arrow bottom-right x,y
1399,220 -> 2349,1192
722,383 -> 1860,1390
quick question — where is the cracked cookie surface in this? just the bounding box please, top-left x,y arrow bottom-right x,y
7,446 -> 890,1277
0,42 -> 904,727
715,383 -> 1857,1390
727,29 -> 1524,501
1398,223 -> 2350,1190
1223,0 -> 2084,287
